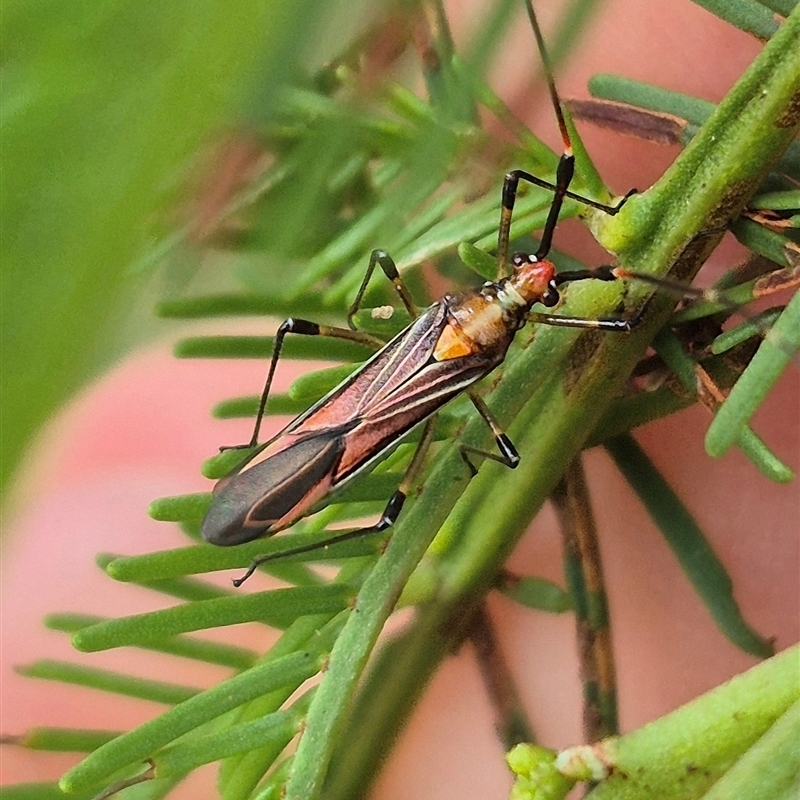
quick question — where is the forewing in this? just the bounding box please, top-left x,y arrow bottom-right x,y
334,353 -> 496,478
287,303 -> 448,436
202,432 -> 345,545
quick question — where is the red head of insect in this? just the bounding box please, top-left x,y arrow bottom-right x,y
506,253 -> 559,309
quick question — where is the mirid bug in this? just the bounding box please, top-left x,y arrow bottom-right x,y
199,1 -> 664,585
199,1 -> 653,583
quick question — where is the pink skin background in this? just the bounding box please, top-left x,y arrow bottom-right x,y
2,1 -> 798,797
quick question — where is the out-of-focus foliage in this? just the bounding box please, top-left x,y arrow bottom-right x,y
0,0 -> 372,505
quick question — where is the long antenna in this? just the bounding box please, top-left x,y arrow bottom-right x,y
525,0 -> 575,261
496,1 -> 630,274
524,0 -> 572,158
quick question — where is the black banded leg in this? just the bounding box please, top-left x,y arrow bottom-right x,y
556,262 -> 768,317
534,155 -> 575,263
535,263 -> 653,333
526,310 -> 643,333
548,264 -> 773,341
223,318 -> 384,452
613,267 -> 743,310
496,170 -> 634,277
232,418 -> 438,586
496,2 -> 580,276
460,391 -> 520,476
494,2 -> 636,276
348,249 -> 419,330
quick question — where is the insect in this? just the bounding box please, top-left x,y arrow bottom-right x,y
200,1 -> 678,585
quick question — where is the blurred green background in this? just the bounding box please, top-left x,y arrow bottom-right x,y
0,0 -> 385,504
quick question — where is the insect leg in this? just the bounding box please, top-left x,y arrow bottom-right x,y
232,418 -> 438,586
224,319 -> 384,451
544,262 -> 786,336
527,311 -> 640,333
348,249 -> 419,329
496,0 -> 636,275
497,170 -> 634,273
460,391 -> 520,475
529,263 -> 650,332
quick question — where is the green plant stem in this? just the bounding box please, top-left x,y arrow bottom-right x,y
506,646 -> 800,800
469,605 -> 536,747
553,458 -> 618,741
586,646 -> 800,800
304,12 -> 800,799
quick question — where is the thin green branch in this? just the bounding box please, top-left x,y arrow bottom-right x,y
17,661 -> 200,706
605,435 -> 773,657
690,0 -> 781,39
46,613 -> 256,670
553,458 -> 618,740
5,728 -> 120,754
71,586 -> 353,651
318,12 -> 800,797
60,614 -> 343,794
705,287 -> 800,456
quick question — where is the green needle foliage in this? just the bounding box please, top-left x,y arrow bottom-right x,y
4,1 -> 799,800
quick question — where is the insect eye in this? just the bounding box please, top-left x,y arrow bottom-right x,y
541,283 -> 560,307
